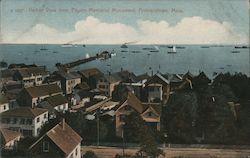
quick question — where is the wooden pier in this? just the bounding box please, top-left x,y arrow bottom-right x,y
56,51 -> 111,71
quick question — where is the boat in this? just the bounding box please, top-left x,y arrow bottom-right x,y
168,46 -> 177,54
201,46 -> 209,48
121,50 -> 128,53
110,49 -> 116,56
150,50 -> 159,53
142,47 -> 155,50
121,44 -> 128,48
61,44 -> 73,48
82,44 -> 86,47
231,51 -> 240,53
40,46 -> 48,51
131,50 -> 141,53
235,46 -> 249,49
176,46 -> 185,49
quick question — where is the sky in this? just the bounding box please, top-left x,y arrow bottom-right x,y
0,0 -> 249,44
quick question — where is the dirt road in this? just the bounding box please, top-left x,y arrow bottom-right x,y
81,146 -> 250,158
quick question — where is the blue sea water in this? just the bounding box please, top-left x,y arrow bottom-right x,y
0,44 -> 249,78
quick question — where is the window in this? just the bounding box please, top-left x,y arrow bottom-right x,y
149,87 -> 154,91
20,118 -> 25,124
6,118 -> 10,124
12,118 -> 17,124
37,128 -> 40,135
43,141 -> 49,152
148,112 -> 152,117
75,147 -> 78,156
44,114 -> 47,119
26,119 -> 32,125
36,117 -> 40,123
3,105 -> 6,110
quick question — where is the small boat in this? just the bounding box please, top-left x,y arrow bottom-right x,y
235,46 -> 249,49
40,45 -> 48,51
150,50 -> 159,53
176,46 -> 185,49
201,46 -> 209,48
61,44 -> 73,47
142,47 -> 155,50
168,46 -> 177,54
121,50 -> 128,53
231,51 -> 240,53
82,44 -> 86,47
121,44 -> 128,48
52,51 -> 58,54
110,49 -> 116,57
131,50 -> 141,53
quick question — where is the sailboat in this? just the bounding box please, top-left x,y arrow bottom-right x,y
40,45 -> 48,51
168,46 -> 177,54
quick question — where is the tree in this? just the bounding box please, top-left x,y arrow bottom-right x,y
124,112 -> 164,157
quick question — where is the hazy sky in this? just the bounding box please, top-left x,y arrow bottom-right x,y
1,0 -> 249,44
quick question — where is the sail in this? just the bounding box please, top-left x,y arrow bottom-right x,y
173,46 -> 176,52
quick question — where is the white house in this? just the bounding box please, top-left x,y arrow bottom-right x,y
14,66 -> 49,87
0,107 -> 48,137
39,94 -> 69,119
0,95 -> 9,113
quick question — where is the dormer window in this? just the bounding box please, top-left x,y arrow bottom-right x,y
43,141 -> 49,152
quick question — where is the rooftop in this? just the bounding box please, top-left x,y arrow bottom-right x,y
29,120 -> 82,156
17,66 -> 48,78
0,128 -> 21,145
45,94 -> 68,107
25,84 -> 62,98
0,95 -> 9,104
56,71 -> 81,80
1,107 -> 48,118
78,68 -> 103,78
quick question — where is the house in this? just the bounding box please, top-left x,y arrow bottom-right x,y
115,70 -> 137,83
145,73 -> 170,103
39,94 -> 69,119
193,72 -> 211,88
29,119 -> 82,158
0,128 -> 21,149
97,73 -> 122,97
115,92 -> 161,137
78,68 -> 103,89
43,74 -> 62,89
0,69 -> 15,85
0,107 -> 48,137
13,66 -> 49,87
0,95 -> 9,113
55,71 -> 81,95
72,90 -> 93,107
2,81 -> 23,110
17,84 -> 63,108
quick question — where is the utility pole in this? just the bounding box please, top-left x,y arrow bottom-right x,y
0,0 -> 2,43
122,128 -> 125,156
97,109 -> 100,147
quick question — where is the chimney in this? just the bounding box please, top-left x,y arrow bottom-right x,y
61,118 -> 65,130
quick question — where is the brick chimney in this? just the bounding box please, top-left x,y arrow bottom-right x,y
61,118 -> 65,130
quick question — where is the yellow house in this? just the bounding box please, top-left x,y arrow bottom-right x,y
115,92 -> 161,137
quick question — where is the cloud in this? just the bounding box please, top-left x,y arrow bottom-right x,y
3,16 -> 248,44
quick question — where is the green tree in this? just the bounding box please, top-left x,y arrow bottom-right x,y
124,112 -> 164,157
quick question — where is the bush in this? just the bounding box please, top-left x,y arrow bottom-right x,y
82,150 -> 97,158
